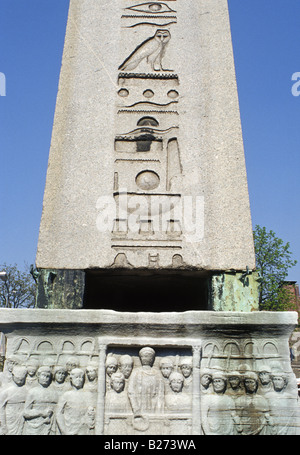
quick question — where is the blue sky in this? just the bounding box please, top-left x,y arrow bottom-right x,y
0,0 -> 299,281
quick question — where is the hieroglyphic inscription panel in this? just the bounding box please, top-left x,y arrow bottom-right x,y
112,0 -> 183,266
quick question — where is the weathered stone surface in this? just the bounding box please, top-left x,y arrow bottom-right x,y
36,0 -> 255,272
0,309 -> 298,435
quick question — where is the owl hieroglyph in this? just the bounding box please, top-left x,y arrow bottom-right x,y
118,29 -> 171,72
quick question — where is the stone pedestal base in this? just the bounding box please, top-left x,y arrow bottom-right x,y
0,309 -> 298,435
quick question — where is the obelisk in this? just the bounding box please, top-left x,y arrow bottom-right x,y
35,0 -> 258,311
0,0 -> 298,436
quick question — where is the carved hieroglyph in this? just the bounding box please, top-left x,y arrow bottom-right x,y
118,30 -> 171,72
113,1 -> 182,259
0,309 -> 299,436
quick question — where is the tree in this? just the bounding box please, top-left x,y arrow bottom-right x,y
253,225 -> 298,311
0,263 -> 36,308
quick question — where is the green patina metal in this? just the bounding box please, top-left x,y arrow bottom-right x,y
35,269 -> 85,309
34,267 -> 260,312
209,270 -> 261,312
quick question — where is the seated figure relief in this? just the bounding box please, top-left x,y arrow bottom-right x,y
105,372 -> 130,414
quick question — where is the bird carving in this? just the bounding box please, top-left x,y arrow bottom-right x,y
118,29 -> 171,72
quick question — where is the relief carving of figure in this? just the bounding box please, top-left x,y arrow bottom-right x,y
85,362 -> 98,393
51,366 -> 69,393
258,365 -> 273,395
128,347 -> 164,417
179,357 -> 193,393
235,372 -> 274,435
105,355 -> 119,390
226,371 -> 244,400
65,356 -> 80,384
25,358 -> 39,389
105,372 -> 131,435
0,355 -> 20,388
201,371 -> 241,435
118,355 -> 134,382
200,368 -> 212,395
159,357 -> 174,391
105,372 -> 130,414
56,368 -> 96,435
164,371 -> 192,435
165,371 -> 191,412
127,347 -> 164,433
23,366 -> 58,435
0,365 -> 28,435
265,370 -> 299,435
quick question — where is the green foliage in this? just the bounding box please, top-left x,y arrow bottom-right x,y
253,225 -> 297,311
0,263 -> 36,308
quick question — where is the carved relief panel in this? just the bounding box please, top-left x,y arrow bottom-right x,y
104,346 -> 193,435
0,335 -> 99,435
0,330 -> 298,435
200,337 -> 300,435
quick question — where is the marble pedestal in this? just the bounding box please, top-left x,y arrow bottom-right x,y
0,309 -> 298,435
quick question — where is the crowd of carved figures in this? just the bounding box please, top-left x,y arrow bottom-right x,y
0,344 -> 299,435
200,363 -> 300,435
104,347 -> 193,435
0,354 -> 98,435
105,347 -> 300,435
